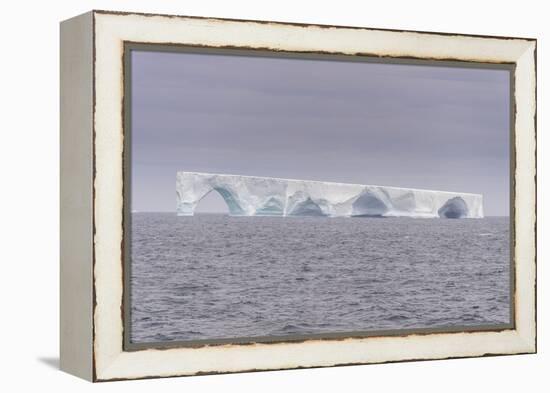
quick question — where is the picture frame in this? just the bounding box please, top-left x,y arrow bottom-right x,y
60,10 -> 536,382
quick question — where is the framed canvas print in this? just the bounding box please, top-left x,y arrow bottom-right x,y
60,10 -> 537,382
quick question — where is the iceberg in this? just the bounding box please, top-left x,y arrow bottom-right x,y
176,172 -> 483,218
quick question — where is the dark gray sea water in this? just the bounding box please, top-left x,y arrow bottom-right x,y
130,213 -> 510,343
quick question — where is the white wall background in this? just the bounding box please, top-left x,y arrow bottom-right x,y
0,0 -> 546,391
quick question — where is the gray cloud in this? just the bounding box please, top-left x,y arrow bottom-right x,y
131,50 -> 510,215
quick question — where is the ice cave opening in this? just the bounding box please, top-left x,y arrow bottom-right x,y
351,191 -> 390,217
438,196 -> 469,219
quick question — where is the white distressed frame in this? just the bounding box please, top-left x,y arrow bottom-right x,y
65,10 -> 537,381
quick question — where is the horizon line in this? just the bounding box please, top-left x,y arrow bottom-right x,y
131,211 -> 510,217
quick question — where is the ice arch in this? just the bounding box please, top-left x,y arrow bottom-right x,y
176,185 -> 246,216
176,172 -> 483,218
193,188 -> 235,215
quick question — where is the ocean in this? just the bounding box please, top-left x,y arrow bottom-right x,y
129,213 -> 510,344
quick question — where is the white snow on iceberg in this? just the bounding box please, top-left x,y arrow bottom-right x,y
176,172 -> 483,219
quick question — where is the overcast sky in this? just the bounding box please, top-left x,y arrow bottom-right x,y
131,50 -> 510,215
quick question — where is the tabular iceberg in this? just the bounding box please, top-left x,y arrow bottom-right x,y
176,172 -> 483,218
